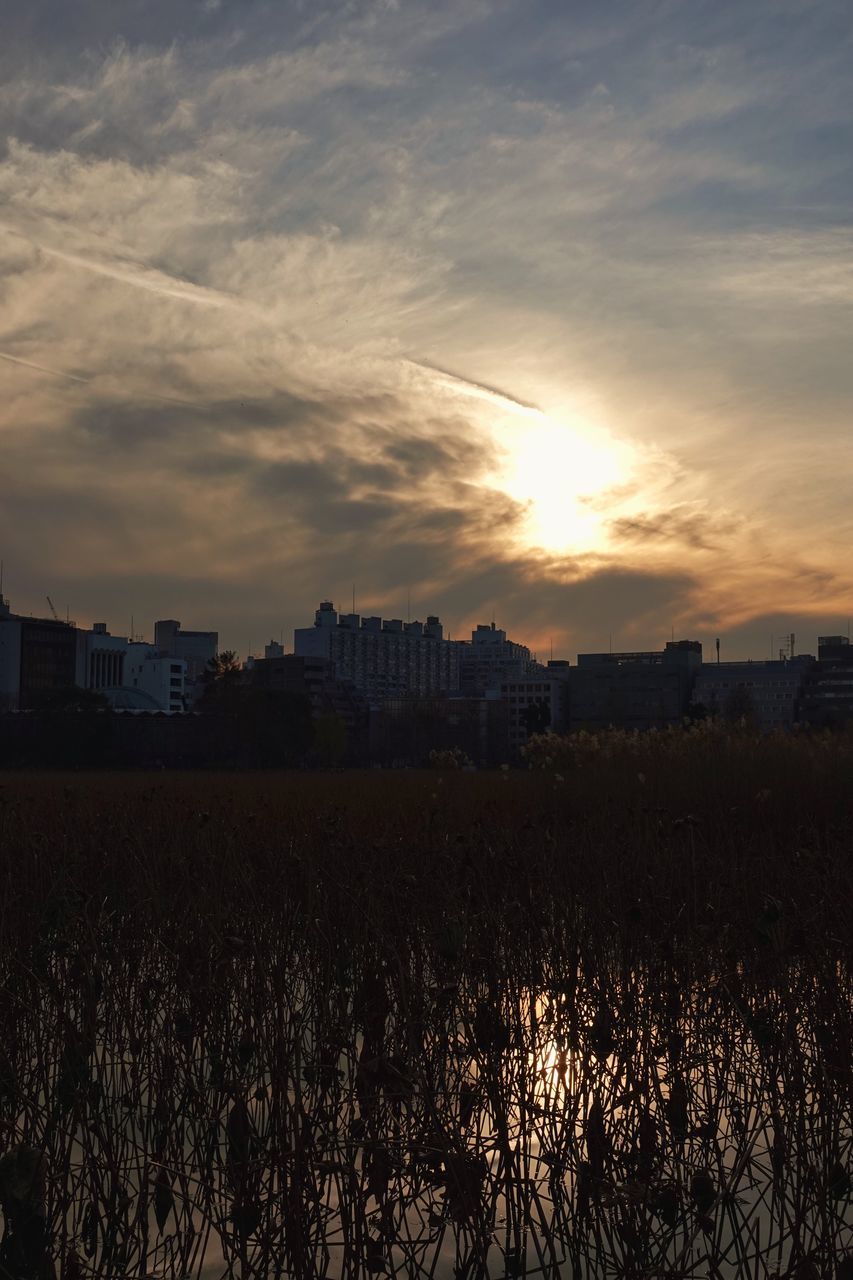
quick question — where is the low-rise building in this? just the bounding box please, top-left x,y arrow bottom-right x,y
692,656 -> 813,731
571,641 -> 702,731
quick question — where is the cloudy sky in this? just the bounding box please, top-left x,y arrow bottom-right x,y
1,0 -> 851,660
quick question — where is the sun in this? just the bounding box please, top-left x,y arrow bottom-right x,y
492,409 -> 630,554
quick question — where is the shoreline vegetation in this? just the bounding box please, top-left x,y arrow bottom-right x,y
0,730 -> 851,1276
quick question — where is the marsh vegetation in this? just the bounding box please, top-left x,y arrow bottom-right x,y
0,728 -> 851,1277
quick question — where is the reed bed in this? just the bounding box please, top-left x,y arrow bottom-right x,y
0,729 -> 851,1278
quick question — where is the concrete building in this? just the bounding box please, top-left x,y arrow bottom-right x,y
692,656 -> 813,731
371,694 -> 510,768
154,619 -> 218,703
570,641 -> 702,731
501,663 -> 571,753
124,645 -> 187,713
798,637 -> 853,728
74,622 -> 187,713
460,622 -> 539,695
249,652 -> 365,731
0,595 -> 78,710
76,622 -> 128,691
0,594 -> 21,710
295,602 -> 460,704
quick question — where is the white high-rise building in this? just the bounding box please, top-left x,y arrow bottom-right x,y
295,601 -> 460,704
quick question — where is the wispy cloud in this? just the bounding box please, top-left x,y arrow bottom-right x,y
1,0 -> 852,656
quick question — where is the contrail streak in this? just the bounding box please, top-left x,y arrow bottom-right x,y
0,351 -> 90,383
0,349 -> 198,408
403,358 -> 544,418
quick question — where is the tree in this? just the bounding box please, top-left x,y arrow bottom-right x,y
313,713 -> 348,767
203,650 -> 242,689
523,698 -> 551,738
32,686 -> 109,712
724,684 -> 757,729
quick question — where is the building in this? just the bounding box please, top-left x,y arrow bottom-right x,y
76,622 -> 128,691
153,619 -> 218,703
460,622 -> 539,695
124,645 -> 187,713
692,656 -> 813,732
570,641 -> 702,731
0,595 -> 78,710
75,622 -> 187,713
501,664 -> 571,754
294,602 -> 460,704
249,652 -> 365,729
798,637 -> 853,729
370,694 -> 510,768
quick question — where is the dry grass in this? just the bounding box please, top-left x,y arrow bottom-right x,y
0,735 -> 850,1277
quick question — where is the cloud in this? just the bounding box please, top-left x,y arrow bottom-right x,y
1,0 -> 852,659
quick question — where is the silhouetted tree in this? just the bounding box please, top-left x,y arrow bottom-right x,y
202,651 -> 242,695
523,699 -> 551,737
724,684 -> 757,729
31,686 -> 109,712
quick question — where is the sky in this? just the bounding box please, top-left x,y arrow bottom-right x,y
1,0 -> 851,661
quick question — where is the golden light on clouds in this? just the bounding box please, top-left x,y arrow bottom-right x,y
494,410 -> 633,555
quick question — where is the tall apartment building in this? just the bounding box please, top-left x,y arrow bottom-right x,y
294,602 -> 460,704
460,622 -> 539,694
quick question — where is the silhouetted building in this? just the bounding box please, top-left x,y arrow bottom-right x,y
0,595 -> 78,710
295,602 -> 460,704
76,623 -> 187,712
154,619 -> 217,702
693,656 -> 813,731
370,694 -> 509,767
570,640 -> 702,731
460,622 -> 539,695
798,637 -> 853,728
501,664 -> 571,753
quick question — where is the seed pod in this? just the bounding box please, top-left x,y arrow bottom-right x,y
153,1168 -> 174,1234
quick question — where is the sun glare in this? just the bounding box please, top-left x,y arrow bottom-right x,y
494,410 -> 629,554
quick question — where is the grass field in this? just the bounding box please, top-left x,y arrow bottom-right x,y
0,731 -> 851,1277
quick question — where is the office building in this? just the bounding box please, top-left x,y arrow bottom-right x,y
154,619 -> 218,702
0,595 -> 78,710
570,641 -> 702,731
692,656 -> 813,731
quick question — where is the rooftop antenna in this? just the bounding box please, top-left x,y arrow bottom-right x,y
715,637 -> 720,664
131,614 -> 134,643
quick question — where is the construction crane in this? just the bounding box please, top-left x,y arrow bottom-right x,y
46,594 -> 60,622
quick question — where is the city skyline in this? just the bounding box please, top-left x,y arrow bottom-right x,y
2,578 -> 851,670
2,1 -> 852,661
